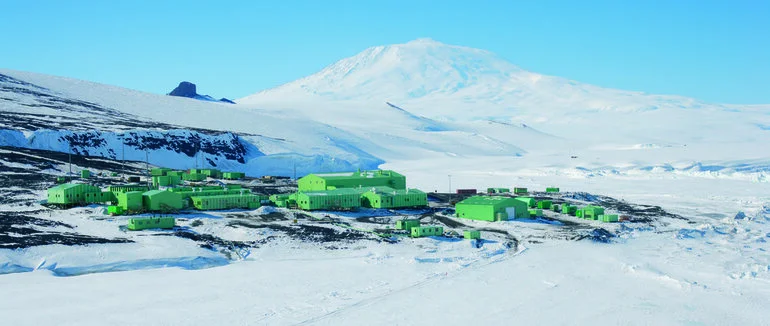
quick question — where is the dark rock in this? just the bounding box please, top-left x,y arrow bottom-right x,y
219,98 -> 236,104
168,81 -> 197,98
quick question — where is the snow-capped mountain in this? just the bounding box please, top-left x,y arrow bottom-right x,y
238,39 -> 769,144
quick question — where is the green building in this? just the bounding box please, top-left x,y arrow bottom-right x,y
107,205 -> 123,215
182,172 -> 206,181
47,183 -> 102,205
294,189 -> 362,211
190,194 -> 261,210
298,170 -> 406,192
455,196 -> 529,221
513,197 -> 536,208
513,187 -> 528,194
150,168 -> 172,177
537,200 -> 552,209
463,230 -> 481,240
152,175 -> 182,188
486,188 -> 510,194
199,169 -> 221,178
410,226 -> 444,238
360,187 -> 427,209
269,194 -> 292,207
222,172 -> 245,180
80,170 -> 91,178
127,216 -> 175,231
117,191 -> 144,212
598,214 -> 619,222
546,187 -> 560,193
395,219 -> 420,230
109,184 -> 149,195
562,204 -> 577,215
528,208 -> 543,217
581,205 -> 605,220
142,190 -> 184,211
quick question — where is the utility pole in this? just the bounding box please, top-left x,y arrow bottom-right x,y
68,143 -> 72,179
293,162 -> 296,180
121,135 -> 125,180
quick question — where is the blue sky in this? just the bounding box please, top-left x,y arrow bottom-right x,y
1,0 -> 768,103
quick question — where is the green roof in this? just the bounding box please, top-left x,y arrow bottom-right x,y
362,186 -> 424,194
457,196 -> 518,205
299,188 -> 364,197
49,183 -> 84,191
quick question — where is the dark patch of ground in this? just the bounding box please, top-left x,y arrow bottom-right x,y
0,211 -> 132,249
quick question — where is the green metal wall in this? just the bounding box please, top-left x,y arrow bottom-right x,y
117,191 -> 144,212
142,190 -> 184,211
456,196 -> 529,221
396,219 -> 420,230
361,188 -> 427,209
295,190 -> 361,210
190,194 -> 261,210
410,226 -> 443,237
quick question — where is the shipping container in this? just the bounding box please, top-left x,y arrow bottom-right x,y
396,219 -> 420,230
410,226 -> 444,237
127,216 -> 175,231
190,194 -> 261,210
545,187 -> 560,193
537,200 -> 552,209
513,187 -> 528,194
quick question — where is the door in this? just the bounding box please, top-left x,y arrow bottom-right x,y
504,207 -> 516,220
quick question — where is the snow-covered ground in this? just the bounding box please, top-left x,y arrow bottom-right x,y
2,38 -> 770,325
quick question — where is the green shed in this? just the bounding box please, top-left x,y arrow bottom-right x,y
182,173 -> 206,181
294,189 -> 362,211
562,204 -> 577,215
463,230 -> 481,240
396,219 -> 420,230
200,169 -> 221,178
107,205 -> 123,215
537,200 -> 552,209
150,168 -> 172,177
142,190 -> 184,211
599,214 -> 619,222
582,205 -> 605,220
528,208 -> 543,217
486,188 -> 510,194
360,187 -> 427,209
298,170 -> 407,192
127,216 -> 175,231
80,170 -> 91,178
410,226 -> 444,238
222,172 -> 246,180
455,196 -> 529,221
514,197 -> 536,208
546,187 -> 560,193
117,191 -> 144,212
514,187 -> 528,194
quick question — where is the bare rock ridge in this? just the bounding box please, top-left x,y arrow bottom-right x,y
168,81 -> 235,104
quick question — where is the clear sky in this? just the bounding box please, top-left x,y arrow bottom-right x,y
1,0 -> 768,104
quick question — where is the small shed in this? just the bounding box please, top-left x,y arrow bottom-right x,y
546,187 -> 560,193
582,205 -> 605,220
463,230 -> 481,240
80,170 -> 91,178
537,200 -> 552,209
410,226 -> 444,238
222,172 -> 246,180
396,219 -> 420,230
513,187 -> 528,194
